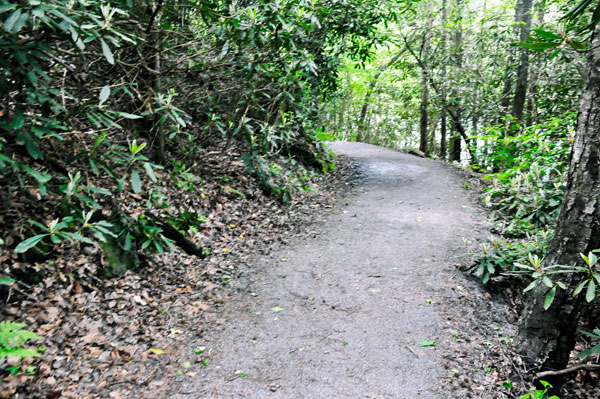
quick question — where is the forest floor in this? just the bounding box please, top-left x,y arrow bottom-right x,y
7,142 -> 597,398
170,142 -> 520,399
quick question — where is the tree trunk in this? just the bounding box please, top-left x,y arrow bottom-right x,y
440,110 -> 447,158
439,0 -> 448,159
419,66 -> 429,154
525,0 -> 546,123
511,0 -> 534,123
514,24 -> 600,374
449,0 -> 463,162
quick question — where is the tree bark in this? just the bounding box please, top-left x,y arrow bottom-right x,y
511,0 -> 534,123
525,0 -> 546,123
419,23 -> 431,154
449,0 -> 463,161
514,24 -> 600,374
439,0 -> 448,159
440,110 -> 447,158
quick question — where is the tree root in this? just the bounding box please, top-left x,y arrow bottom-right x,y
535,364 -> 600,379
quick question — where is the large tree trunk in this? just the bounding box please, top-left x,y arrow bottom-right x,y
511,0 -> 534,123
514,25 -> 600,373
419,15 -> 433,154
439,0 -> 448,159
449,0 -> 463,162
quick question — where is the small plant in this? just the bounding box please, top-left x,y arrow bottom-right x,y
0,321 -> 41,360
510,253 -> 567,310
508,250 -> 600,309
520,380 -> 560,399
577,328 -> 600,359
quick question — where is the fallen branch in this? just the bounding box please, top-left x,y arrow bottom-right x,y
535,364 -> 600,379
145,212 -> 205,258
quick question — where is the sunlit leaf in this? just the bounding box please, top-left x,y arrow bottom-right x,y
130,170 -> 141,193
100,39 -> 114,65
14,234 -> 48,253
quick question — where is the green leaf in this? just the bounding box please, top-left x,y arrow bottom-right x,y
124,233 -> 132,251
114,111 -> 142,119
4,9 -> 22,33
562,0 -> 594,21
100,39 -> 114,65
14,234 -> 48,253
22,165 -> 51,183
418,340 -> 436,347
523,279 -> 539,292
569,40 -> 587,50
520,42 -> 561,50
543,286 -> 556,310
0,348 -> 41,359
130,170 -> 142,193
99,85 -> 110,106
143,162 -> 157,182
533,29 -> 562,41
586,279 -> 596,302
573,280 -> 588,296
0,277 -> 15,285
92,131 -> 108,151
576,343 -> 600,358
0,5 -> 17,13
542,275 -> 553,288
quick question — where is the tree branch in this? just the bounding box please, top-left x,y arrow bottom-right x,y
535,364 -> 600,379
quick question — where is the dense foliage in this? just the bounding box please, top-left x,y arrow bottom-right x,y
1,0 -> 401,267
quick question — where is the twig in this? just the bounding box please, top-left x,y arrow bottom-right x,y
535,364 -> 600,379
9,286 -> 38,302
405,345 -> 419,357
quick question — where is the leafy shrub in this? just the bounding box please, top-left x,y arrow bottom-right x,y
477,116 -> 574,237
0,321 -> 40,360
520,380 -> 560,399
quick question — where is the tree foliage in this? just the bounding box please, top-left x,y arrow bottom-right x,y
1,0 -> 401,267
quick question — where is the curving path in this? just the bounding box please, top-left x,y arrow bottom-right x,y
175,142 -> 490,398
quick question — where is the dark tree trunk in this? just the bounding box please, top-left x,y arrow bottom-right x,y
514,25 -> 600,374
449,0 -> 463,162
439,0 -> 448,159
511,0 -> 534,123
440,110 -> 447,158
419,68 -> 429,154
526,0 -> 546,123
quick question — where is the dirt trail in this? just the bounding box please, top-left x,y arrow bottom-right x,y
175,142 -> 493,398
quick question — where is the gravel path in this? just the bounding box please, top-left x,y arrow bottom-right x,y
175,142 -> 492,398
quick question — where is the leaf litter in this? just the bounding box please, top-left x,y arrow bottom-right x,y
0,143 -> 356,399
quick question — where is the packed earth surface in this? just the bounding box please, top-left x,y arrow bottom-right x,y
171,142 -> 519,398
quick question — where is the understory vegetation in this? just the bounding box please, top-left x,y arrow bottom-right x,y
2,0 -> 600,397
